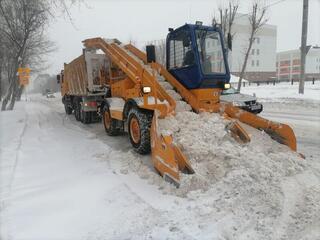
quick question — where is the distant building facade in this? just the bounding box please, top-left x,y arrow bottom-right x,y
228,14 -> 277,82
276,46 -> 320,81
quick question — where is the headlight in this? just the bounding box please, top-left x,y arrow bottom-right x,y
142,86 -> 151,93
224,83 -> 231,89
232,101 -> 245,107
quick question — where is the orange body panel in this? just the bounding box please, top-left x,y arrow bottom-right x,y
111,77 -> 137,99
60,71 -> 69,97
110,109 -> 123,121
63,55 -> 88,96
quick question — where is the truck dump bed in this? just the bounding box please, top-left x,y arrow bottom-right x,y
62,50 -> 109,96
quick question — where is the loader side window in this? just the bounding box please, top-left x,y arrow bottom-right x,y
169,31 -> 195,69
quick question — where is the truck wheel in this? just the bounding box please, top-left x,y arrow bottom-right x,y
102,104 -> 120,136
74,99 -> 81,121
80,109 -> 92,124
128,108 -> 152,154
64,104 -> 73,115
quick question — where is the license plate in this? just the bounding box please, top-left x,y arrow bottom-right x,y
250,105 -> 261,110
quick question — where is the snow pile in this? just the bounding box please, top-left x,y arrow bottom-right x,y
117,109 -> 319,239
155,111 -> 320,239
159,111 -> 305,193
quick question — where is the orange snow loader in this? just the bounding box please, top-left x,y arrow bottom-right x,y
61,22 -> 297,186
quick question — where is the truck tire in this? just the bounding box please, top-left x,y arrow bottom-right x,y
80,109 -> 92,124
102,104 -> 120,136
64,104 -> 73,115
74,99 -> 81,121
128,107 -> 152,154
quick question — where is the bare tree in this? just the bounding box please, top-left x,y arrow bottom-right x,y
0,0 -> 78,110
213,0 -> 239,53
237,0 -> 267,92
0,0 -> 51,110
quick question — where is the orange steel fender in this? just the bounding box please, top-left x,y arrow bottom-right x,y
150,112 -> 194,186
221,103 -> 297,151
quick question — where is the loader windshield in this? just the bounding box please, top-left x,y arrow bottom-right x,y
195,29 -> 226,75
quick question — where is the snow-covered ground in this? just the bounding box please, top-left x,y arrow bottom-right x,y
0,90 -> 319,240
241,81 -> 320,101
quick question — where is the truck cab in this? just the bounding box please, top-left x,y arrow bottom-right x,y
166,23 -> 230,90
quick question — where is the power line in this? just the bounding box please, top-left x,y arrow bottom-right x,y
234,0 -> 288,20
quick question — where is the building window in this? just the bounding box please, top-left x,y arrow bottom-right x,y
256,37 -> 260,44
281,60 -> 291,66
252,49 -> 255,55
256,60 -> 259,66
257,49 -> 260,55
252,60 -> 255,66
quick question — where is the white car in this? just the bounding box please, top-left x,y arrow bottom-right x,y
46,92 -> 55,98
220,87 -> 263,114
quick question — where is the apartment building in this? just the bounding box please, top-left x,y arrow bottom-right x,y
276,46 -> 320,81
228,14 -> 277,82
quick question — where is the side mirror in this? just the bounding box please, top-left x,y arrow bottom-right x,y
227,33 -> 232,51
146,45 -> 156,63
57,74 -> 60,84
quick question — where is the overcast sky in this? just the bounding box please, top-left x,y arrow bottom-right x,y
47,0 -> 320,74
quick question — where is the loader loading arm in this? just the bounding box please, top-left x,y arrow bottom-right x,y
83,38 -> 176,117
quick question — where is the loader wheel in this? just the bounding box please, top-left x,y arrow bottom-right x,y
64,104 -> 73,115
102,104 -> 120,136
128,108 -> 152,154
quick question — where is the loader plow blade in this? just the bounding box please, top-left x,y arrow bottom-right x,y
222,104 -> 297,151
150,113 -> 194,187
226,120 -> 251,144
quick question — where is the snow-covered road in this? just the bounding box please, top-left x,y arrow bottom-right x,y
261,100 -> 320,171
1,95 -> 319,240
0,96 -> 181,239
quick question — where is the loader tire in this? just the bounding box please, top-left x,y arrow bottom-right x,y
102,104 -> 120,136
128,108 -> 152,154
64,104 -> 73,115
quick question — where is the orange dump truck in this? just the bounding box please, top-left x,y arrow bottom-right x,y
58,49 -> 109,123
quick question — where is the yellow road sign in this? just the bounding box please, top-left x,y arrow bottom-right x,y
18,67 -> 31,86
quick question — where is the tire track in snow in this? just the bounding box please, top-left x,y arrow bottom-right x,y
0,107 -> 29,240
8,112 -> 28,193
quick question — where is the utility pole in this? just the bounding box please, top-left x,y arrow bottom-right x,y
299,0 -> 309,94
